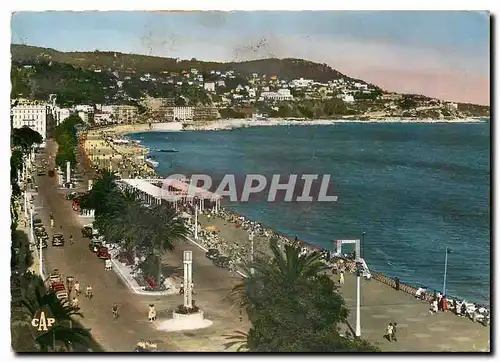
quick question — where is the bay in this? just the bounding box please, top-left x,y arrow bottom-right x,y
128,123 -> 490,303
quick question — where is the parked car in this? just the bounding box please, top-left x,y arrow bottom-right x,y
81,226 -> 93,238
66,192 -> 77,201
49,269 -> 62,283
97,246 -> 111,260
205,248 -> 220,260
52,233 -> 65,247
89,239 -> 103,253
213,256 -> 231,268
36,236 -> 48,249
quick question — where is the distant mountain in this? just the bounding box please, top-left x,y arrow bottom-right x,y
11,44 -> 353,83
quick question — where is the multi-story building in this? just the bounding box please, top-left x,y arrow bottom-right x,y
11,102 -> 55,140
94,111 -> 113,124
260,88 -> 294,101
193,107 -> 221,121
172,107 -> 194,121
78,110 -> 89,123
54,107 -> 72,126
113,105 -> 138,123
204,82 -> 216,92
291,78 -> 313,88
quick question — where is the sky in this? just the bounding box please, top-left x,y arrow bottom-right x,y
11,11 -> 490,105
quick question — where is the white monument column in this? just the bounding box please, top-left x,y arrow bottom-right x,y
183,251 -> 193,308
66,161 -> 71,184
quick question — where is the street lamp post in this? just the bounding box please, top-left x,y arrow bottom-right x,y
355,262 -> 362,337
443,247 -> 452,295
194,203 -> 198,240
361,232 -> 366,259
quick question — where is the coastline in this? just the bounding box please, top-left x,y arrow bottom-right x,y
86,122 -> 489,307
105,117 -> 488,136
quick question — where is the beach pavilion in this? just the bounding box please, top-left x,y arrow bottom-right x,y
118,178 -> 222,211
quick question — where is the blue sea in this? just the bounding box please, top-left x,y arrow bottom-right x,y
127,123 -> 490,303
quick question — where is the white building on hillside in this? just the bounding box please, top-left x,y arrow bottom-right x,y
204,82 -> 216,92
11,103 -> 55,140
342,94 -> 355,103
75,104 -> 93,113
260,88 -> 294,101
57,107 -> 72,125
291,78 -> 313,88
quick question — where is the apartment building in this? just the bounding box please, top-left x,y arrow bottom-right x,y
11,102 -> 55,140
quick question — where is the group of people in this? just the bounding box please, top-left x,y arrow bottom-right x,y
385,322 -> 398,342
69,281 -> 93,310
422,290 -> 490,325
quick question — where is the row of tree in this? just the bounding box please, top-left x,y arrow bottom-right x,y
10,127 -> 92,351
77,170 -> 187,284
79,169 -> 379,352
53,115 -> 84,168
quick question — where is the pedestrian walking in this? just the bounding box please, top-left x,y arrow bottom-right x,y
74,280 -> 80,296
394,277 -> 400,291
339,272 -> 344,286
71,297 -> 79,309
392,323 -> 398,342
385,323 -> 394,342
179,282 -> 184,295
86,285 -> 93,299
191,282 -> 196,295
148,304 -> 156,322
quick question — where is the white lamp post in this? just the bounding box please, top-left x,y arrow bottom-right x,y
194,203 -> 198,240
355,262 -> 361,337
443,247 -> 452,295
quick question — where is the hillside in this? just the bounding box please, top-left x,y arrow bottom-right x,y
11,44 -> 349,83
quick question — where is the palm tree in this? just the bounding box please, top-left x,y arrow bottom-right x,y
229,238 -> 328,318
12,276 -> 91,351
140,203 -> 188,284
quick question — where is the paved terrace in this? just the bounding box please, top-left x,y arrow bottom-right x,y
196,213 -> 490,352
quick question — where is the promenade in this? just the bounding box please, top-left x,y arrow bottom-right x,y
195,213 -> 490,352
33,140 -> 250,351
36,133 -> 490,352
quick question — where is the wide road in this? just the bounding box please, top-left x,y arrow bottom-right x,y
33,140 -> 248,352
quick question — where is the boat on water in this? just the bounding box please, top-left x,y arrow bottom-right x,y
145,157 -> 159,168
158,148 -> 178,153
151,148 -> 178,153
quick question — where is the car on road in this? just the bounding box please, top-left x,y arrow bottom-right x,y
35,225 -> 46,235
213,256 -> 231,268
81,225 -> 93,238
49,269 -> 62,283
36,236 -> 48,249
66,192 -> 77,200
205,248 -> 220,260
33,216 -> 43,227
97,246 -> 111,260
89,239 -> 103,252
52,233 -> 65,247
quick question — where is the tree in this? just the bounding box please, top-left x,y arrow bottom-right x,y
11,276 -> 91,351
12,126 -> 43,152
140,203 -> 188,283
227,239 -> 378,352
